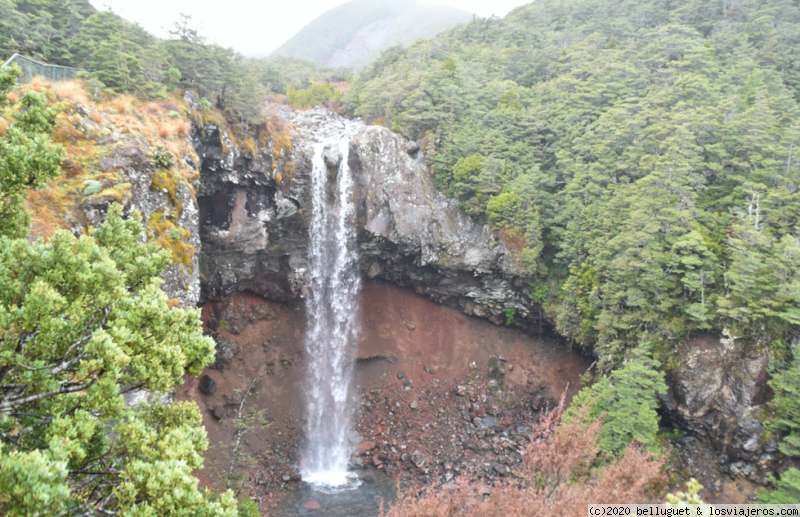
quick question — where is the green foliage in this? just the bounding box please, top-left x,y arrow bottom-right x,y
251,55 -> 348,95
286,81 -> 336,108
566,351 -> 667,455
666,478 -> 705,505
0,204 -> 235,515
349,0 -> 800,371
149,145 -> 176,169
486,192 -> 520,227
237,495 -> 261,517
0,65 -> 64,238
530,285 -> 550,304
0,0 -> 95,65
497,89 -> 521,110
505,307 -> 516,325
767,341 -> 800,458
759,468 -> 800,503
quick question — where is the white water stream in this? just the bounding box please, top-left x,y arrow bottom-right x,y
302,123 -> 362,491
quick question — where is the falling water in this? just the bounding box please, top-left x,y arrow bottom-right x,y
302,124 -> 362,490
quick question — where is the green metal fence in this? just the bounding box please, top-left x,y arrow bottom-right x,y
1,54 -> 81,84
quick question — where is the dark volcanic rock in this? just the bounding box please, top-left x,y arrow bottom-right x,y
211,333 -> 235,371
664,333 -> 770,464
194,108 -> 537,329
198,375 -> 217,395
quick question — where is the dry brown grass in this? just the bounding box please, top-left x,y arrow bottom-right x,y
382,394 -> 665,517
104,94 -> 136,114
27,76 -> 52,92
141,101 -> 164,116
158,118 -> 190,139
51,80 -> 91,105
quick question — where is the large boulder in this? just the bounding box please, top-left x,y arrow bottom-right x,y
663,332 -> 775,472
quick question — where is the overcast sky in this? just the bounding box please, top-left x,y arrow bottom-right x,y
87,0 -> 529,57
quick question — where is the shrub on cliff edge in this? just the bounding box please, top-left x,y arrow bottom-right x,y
0,204 -> 236,516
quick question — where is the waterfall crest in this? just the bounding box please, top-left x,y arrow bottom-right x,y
302,123 -> 362,490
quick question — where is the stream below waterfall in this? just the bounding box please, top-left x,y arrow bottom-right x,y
271,475 -> 398,517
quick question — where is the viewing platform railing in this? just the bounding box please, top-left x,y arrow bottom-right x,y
1,54 -> 81,84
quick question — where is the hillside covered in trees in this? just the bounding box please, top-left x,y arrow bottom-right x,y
345,0 -> 800,499
349,0 -> 800,368
2,0 -> 800,509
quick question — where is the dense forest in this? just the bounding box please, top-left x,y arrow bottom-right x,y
345,0 -> 800,501
1,0 -> 800,510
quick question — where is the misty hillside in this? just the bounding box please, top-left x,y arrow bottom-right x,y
270,0 -> 473,69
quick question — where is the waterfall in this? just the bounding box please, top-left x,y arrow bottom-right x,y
302,124 -> 362,490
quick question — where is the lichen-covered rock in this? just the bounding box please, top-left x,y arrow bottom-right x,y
663,332 -> 772,468
79,145 -> 201,307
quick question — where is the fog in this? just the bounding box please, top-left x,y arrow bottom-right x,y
88,0 -> 528,57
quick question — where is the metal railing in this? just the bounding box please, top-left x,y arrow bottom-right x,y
1,54 -> 81,84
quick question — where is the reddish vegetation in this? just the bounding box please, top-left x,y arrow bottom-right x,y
381,397 -> 664,517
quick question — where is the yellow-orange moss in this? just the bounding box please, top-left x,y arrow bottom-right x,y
150,168 -> 179,204
96,182 -> 132,202
147,209 -> 195,270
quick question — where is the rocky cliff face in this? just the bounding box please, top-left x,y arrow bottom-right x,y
661,332 -> 775,482
196,108 -> 535,328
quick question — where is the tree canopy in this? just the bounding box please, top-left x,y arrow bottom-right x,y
347,0 -> 800,370
0,204 -> 234,515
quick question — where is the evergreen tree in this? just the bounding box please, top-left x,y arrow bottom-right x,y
0,205 -> 237,516
0,65 -> 64,238
566,352 -> 667,455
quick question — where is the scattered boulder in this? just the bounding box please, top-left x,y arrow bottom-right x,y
183,90 -> 200,111
211,333 -> 235,371
406,321 -> 416,330
198,375 -> 216,395
301,500 -> 321,511
397,371 -> 406,380
358,440 -> 376,455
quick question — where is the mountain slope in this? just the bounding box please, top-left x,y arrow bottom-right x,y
271,0 -> 473,69
349,0 -> 800,367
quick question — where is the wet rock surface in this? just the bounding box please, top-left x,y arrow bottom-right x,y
195,108 -> 538,329
663,333 -> 773,478
176,280 -> 592,515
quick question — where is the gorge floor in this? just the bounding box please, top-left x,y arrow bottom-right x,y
175,279 -> 592,513
174,280 -> 750,514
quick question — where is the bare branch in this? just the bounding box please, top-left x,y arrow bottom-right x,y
0,378 -> 97,411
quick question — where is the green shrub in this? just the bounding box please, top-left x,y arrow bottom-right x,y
82,179 -> 102,196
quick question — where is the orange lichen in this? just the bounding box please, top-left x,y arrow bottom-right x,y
147,208 -> 195,270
